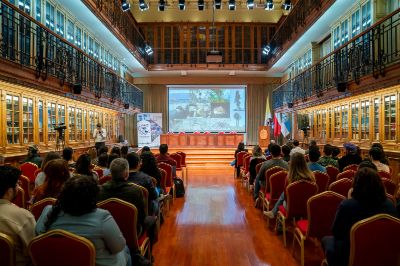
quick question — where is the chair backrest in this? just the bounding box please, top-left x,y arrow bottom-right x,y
29,229 -> 96,266
307,191 -> 345,239
176,151 -> 187,167
158,162 -> 173,187
97,198 -> 139,251
343,164 -> 359,172
11,186 -> 25,209
336,170 -> 356,181
286,180 -> 318,219
255,162 -> 264,176
129,183 -> 149,216
243,155 -> 252,173
236,151 -> 248,167
170,153 -> 182,170
98,175 -> 112,185
0,232 -> 15,266
265,166 -> 286,192
34,168 -> 42,178
381,178 -> 397,196
20,162 -> 39,183
158,168 -> 167,190
313,171 -> 330,193
349,214 -> 400,266
266,155 -> 272,160
328,178 -> 353,198
19,175 -> 30,206
377,171 -> 391,180
31,197 -> 57,221
269,170 -> 288,202
326,165 -> 340,184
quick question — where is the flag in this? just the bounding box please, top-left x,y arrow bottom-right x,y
273,112 -> 281,137
281,113 -> 291,137
264,94 -> 272,126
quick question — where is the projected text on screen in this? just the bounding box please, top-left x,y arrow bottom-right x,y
168,86 -> 246,132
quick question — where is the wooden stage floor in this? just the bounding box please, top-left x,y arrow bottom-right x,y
152,166 -> 323,266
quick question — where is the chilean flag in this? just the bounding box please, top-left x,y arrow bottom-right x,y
273,113 -> 281,137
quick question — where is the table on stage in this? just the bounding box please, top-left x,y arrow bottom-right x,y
160,133 -> 244,147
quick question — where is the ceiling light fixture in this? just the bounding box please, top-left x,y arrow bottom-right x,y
139,0 -> 149,11
247,0 -> 254,10
158,0 -> 165,11
178,0 -> 185,10
264,0 -> 273,10
215,0 -> 222,9
262,45 -> 271,55
282,0 -> 292,10
198,0 -> 205,10
121,0 -> 131,11
145,44 -> 153,55
228,0 -> 235,10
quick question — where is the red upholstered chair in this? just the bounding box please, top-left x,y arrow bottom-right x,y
293,191 -> 345,266
158,168 -> 170,216
19,175 -> 31,208
263,170 -> 288,224
11,186 -> 25,209
235,151 -> 248,178
378,171 -> 391,180
93,168 -> 103,179
266,155 -> 272,160
326,166 -> 340,185
313,171 -> 330,193
31,197 -> 57,220
176,151 -> 187,183
240,154 -> 252,190
158,162 -> 175,203
257,166 -> 286,208
348,214 -> 400,266
170,153 -> 184,181
0,232 -> 15,266
336,170 -> 356,181
97,198 -> 151,259
98,175 -> 112,185
381,178 -> 397,196
29,229 -> 95,266
34,168 -> 42,179
343,164 -> 359,172
20,162 -> 39,183
276,180 -> 318,247
328,178 -> 353,198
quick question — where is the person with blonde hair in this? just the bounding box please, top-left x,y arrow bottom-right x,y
264,153 -> 315,219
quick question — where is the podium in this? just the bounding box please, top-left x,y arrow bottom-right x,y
258,126 -> 270,148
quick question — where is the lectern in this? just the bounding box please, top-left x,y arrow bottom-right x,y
258,126 -> 270,148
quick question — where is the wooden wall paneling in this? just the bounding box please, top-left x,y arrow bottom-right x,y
180,25 -> 184,64
0,90 -> 5,149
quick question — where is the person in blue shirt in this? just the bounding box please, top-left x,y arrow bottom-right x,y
307,147 -> 326,173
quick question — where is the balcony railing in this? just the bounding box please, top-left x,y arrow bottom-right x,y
272,8 -> 400,110
0,0 -> 143,110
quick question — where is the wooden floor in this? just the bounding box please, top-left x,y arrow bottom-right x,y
153,166 -> 321,266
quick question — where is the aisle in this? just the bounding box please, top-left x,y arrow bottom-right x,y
152,167 -> 299,266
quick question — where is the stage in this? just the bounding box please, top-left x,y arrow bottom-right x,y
160,133 -> 244,148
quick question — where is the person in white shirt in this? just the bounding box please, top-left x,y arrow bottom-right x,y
290,139 -> 305,156
94,123 -> 107,153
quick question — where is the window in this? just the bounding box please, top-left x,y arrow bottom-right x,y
36,0 -> 42,21
351,9 -> 360,38
334,106 -> 340,138
83,110 -> 87,140
333,26 -> 340,49
88,36 -> 93,55
341,105 -> 348,139
58,104 -> 65,125
384,95 -> 396,140
22,97 -> 34,143
38,100 -> 44,142
89,110 -> 94,137
18,0 -> 31,14
351,102 -> 359,140
83,32 -> 88,52
75,26 -> 82,47
360,100 -> 369,140
47,102 -> 56,141
6,95 -> 20,144
327,108 -> 332,139
67,19 -> 74,42
321,109 -> 326,140
45,1 -> 55,30
56,10 -> 65,36
374,98 -> 380,140
68,106 -> 75,141
341,20 -> 349,45
76,108 -> 82,140
361,0 -> 372,30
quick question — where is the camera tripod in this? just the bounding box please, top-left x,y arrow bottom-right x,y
56,130 -> 66,151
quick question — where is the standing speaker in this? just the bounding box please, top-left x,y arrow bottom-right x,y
124,103 -> 130,109
337,82 -> 347,92
287,102 -> 294,108
73,84 -> 82,94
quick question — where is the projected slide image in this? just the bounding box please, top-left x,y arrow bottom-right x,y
169,87 -> 246,132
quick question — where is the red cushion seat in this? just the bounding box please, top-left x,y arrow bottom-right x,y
296,219 -> 308,235
278,205 -> 287,217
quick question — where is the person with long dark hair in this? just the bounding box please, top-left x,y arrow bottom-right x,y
140,151 -> 161,188
233,142 -> 248,177
35,175 -> 131,266
35,151 -> 62,188
322,167 -> 397,266
75,154 -> 98,180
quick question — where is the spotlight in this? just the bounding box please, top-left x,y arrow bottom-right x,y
264,0 -> 273,10
121,0 -> 131,11
139,0 -> 149,11
262,45 -> 271,55
282,0 -> 291,10
145,44 -> 153,55
178,0 -> 185,10
247,0 -> 254,10
215,0 -> 222,9
198,0 -> 204,10
158,0 -> 165,11
228,0 -> 235,10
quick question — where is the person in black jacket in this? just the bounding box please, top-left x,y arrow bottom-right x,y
338,143 -> 362,172
249,145 -> 265,185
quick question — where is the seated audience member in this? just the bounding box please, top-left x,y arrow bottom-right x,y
369,147 -> 390,173
118,135 -> 128,146
22,145 -> 43,167
308,147 -> 326,173
111,146 -> 121,157
62,147 -> 76,169
281,145 -> 291,163
305,140 -> 318,154
75,154 -> 99,181
127,153 -> 159,216
234,142 -> 248,177
141,146 -> 151,154
35,152 -> 62,188
318,144 -> 339,168
264,140 -> 276,157
121,146 -> 129,159
249,145 -> 266,185
264,152 -> 315,219
0,166 -> 36,266
289,139 -> 305,156
331,146 -> 341,161
97,153 -> 111,177
140,151 -> 162,190
88,147 -> 98,165
98,158 -> 147,235
156,144 -> 177,177
338,143 -> 362,172
322,168 -> 398,266
371,143 -> 390,165
254,144 -> 289,200
31,159 -> 70,204
108,153 -> 119,169
36,175 -> 131,266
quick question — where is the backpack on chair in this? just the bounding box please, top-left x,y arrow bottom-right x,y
172,177 -> 185,197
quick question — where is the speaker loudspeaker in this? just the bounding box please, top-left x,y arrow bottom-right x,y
337,82 -> 347,92
73,84 -> 82,94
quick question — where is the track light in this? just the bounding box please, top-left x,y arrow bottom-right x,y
121,0 -> 130,11
198,0 -> 204,10
247,0 -> 254,10
264,0 -> 273,10
262,45 -> 271,55
215,0 -> 222,9
228,0 -> 235,10
178,0 -> 185,10
139,0 -> 149,11
282,0 -> 292,10
158,0 -> 165,11
145,44 -> 153,55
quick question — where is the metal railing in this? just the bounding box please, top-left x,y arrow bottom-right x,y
272,8 -> 400,110
0,0 -> 143,110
